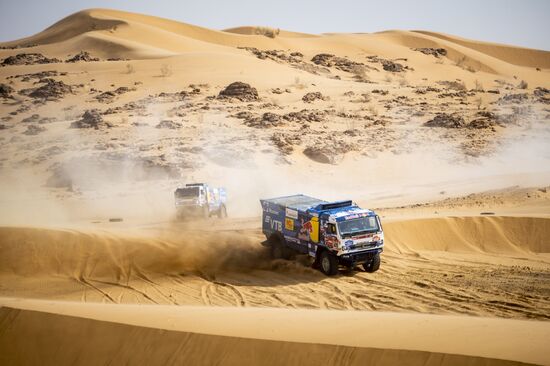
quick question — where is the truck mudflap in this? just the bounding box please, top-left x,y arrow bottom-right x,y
338,247 -> 383,266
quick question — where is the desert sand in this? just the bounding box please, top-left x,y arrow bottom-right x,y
1,8 -> 550,366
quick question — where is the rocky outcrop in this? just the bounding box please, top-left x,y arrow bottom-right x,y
302,92 -> 327,103
65,51 -> 100,63
218,82 -> 259,102
413,48 -> 447,57
27,79 -> 74,101
0,83 -> 14,98
70,110 -> 111,129
1,53 -> 61,66
424,113 -> 466,128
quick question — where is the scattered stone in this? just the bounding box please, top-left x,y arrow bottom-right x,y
497,93 -> 529,104
218,82 -> 259,102
303,146 -> 332,164
271,88 -> 291,94
424,113 -> 465,128
156,119 -> 182,129
534,87 -> 550,104
95,86 -> 135,103
233,111 -> 255,120
302,92 -> 327,103
372,89 -> 389,95
283,109 -> 326,123
311,53 -> 367,73
21,114 -> 40,123
381,60 -> 405,72
65,51 -> 100,63
23,124 -> 46,135
271,133 -> 301,155
1,53 -> 61,66
438,80 -> 467,91
413,48 -> 447,57
0,83 -> 14,98
70,109 -> 111,129
244,112 -> 284,128
26,79 -> 74,101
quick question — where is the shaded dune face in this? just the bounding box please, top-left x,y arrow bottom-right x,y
0,307 -> 530,366
1,217 -> 547,279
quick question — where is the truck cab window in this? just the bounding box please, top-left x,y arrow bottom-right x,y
327,223 -> 337,235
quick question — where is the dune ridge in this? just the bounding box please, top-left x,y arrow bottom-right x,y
1,300 -> 548,365
1,8 -> 548,77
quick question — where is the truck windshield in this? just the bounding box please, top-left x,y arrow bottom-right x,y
175,187 -> 200,198
338,216 -> 379,237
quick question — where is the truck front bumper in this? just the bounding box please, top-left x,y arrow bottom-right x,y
338,246 -> 383,266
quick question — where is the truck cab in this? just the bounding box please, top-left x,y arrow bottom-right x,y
174,183 -> 227,219
260,194 -> 383,275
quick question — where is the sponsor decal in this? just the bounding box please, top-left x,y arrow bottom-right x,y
266,208 -> 280,215
285,217 -> 295,231
266,216 -> 282,231
285,208 -> 298,219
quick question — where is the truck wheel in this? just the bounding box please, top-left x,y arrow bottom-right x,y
363,253 -> 381,273
217,205 -> 227,218
319,250 -> 339,276
270,237 -> 292,260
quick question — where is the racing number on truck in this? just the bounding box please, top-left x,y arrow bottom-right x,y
285,218 -> 295,231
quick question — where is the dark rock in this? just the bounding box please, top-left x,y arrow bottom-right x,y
65,51 -> 100,63
0,83 -> 14,98
303,146 -> 332,164
23,124 -> 46,135
311,53 -> 366,73
21,114 -> 40,123
382,60 -> 405,72
283,109 -> 326,123
70,109 -> 111,129
413,48 -> 447,57
302,92 -> 326,103
1,53 -> 61,66
497,93 -> 529,104
27,79 -> 74,101
271,133 -> 301,155
424,113 -> 465,128
233,111 -> 255,120
218,82 -> 259,102
468,118 -> 497,129
156,120 -> 182,129
243,112 -> 283,128
534,87 -> 550,104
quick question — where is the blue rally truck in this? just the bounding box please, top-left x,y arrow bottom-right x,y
260,195 -> 383,276
174,183 -> 227,219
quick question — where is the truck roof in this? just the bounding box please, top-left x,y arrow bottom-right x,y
261,194 -> 327,211
262,194 -> 376,219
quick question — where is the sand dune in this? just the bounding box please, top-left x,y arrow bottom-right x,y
1,7 -> 550,365
1,8 -> 548,79
1,300 -> 548,365
1,216 -> 549,320
384,216 -> 550,254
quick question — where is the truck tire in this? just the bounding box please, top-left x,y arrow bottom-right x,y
319,250 -> 339,276
363,253 -> 381,273
217,205 -> 227,218
270,237 -> 292,260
